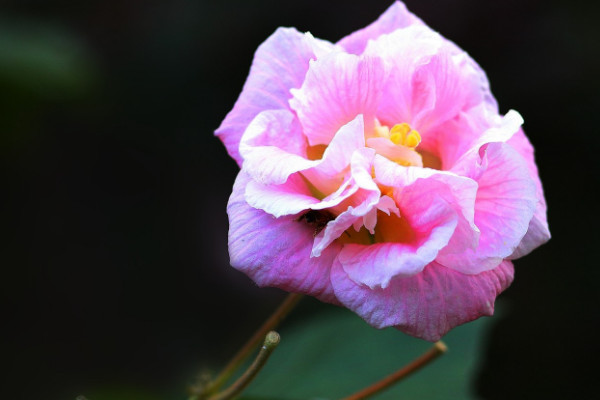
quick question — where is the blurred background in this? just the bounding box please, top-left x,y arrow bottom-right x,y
2,0 -> 599,399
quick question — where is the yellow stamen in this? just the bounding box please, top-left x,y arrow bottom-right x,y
388,123 -> 420,147
390,123 -> 411,136
389,132 -> 402,145
404,130 -> 421,148
368,121 -> 424,168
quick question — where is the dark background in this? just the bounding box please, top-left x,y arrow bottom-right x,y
2,0 -> 599,399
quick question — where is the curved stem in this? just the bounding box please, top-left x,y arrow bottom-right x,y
206,331 -> 281,400
201,293 -> 303,396
341,341 -> 448,400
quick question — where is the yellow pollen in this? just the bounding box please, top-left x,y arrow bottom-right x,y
370,120 -> 424,167
404,130 -> 421,148
390,123 -> 411,136
389,132 -> 402,145
387,123 -> 421,148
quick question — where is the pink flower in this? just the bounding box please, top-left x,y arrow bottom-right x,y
216,1 -> 550,341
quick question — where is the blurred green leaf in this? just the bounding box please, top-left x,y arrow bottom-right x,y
77,386 -> 163,400
240,299 -> 496,400
0,19 -> 96,100
0,19 -> 98,150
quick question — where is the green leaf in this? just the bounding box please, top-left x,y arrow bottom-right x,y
76,386 -> 163,400
240,299 -> 497,400
0,20 -> 96,99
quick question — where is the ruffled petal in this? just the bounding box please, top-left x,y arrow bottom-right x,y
240,112 -> 367,187
441,142 -> 537,273
374,155 -> 479,258
366,137 -> 424,167
302,114 -> 366,189
363,26 -> 443,130
245,173 -> 322,218
331,260 -> 514,341
424,106 -> 487,170
445,109 -> 524,174
409,47 -> 485,133
216,28 -> 335,165
239,109 -> 317,185
289,53 -> 387,146
365,26 -> 491,140
244,116 -> 369,217
311,148 -> 380,257
339,168 -> 460,288
443,39 -> 499,114
227,171 -> 340,303
507,129 -> 551,258
337,1 -> 424,55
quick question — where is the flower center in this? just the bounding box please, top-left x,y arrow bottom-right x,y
368,121 -> 424,167
375,122 -> 422,148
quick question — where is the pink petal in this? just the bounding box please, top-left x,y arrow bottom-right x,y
312,208 -> 360,258
337,1 -> 424,55
331,259 -> 514,341
355,195 -> 400,233
365,27 -> 490,138
443,39 -> 499,114
289,53 -> 387,146
339,167 -> 463,288
245,173 -> 321,218
507,129 -> 551,258
244,116 -> 369,218
440,142 -> 537,273
216,28 -> 335,165
468,110 -> 524,154
227,171 -> 340,303
366,137 -> 424,167
363,26 -> 442,129
311,148 -> 380,257
445,109 -> 524,175
373,155 -> 479,258
239,109 -> 317,185
409,47 -> 485,133
302,115 -> 367,188
424,106 -> 487,171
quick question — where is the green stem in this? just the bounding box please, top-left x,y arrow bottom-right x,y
340,341 -> 448,400
206,331 -> 281,400
196,293 -> 303,398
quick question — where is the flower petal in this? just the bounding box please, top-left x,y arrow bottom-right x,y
507,129 -> 551,258
366,137 -> 424,167
374,155 -> 479,258
365,26 -> 490,138
227,171 -> 340,303
216,27 -> 335,165
239,109 -> 317,185
244,116 -> 369,217
447,109 -> 524,175
245,173 -> 322,218
303,114 -> 366,185
289,53 -> 387,146
337,1 -> 424,55
311,148 -> 380,257
331,260 -> 514,341
339,171 -> 460,288
363,26 -> 443,129
409,47 -> 486,132
440,142 -> 537,273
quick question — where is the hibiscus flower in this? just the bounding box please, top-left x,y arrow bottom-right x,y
216,1 -> 550,341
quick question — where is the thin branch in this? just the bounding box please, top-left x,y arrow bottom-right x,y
199,293 -> 302,397
206,331 -> 281,400
340,341 -> 448,400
